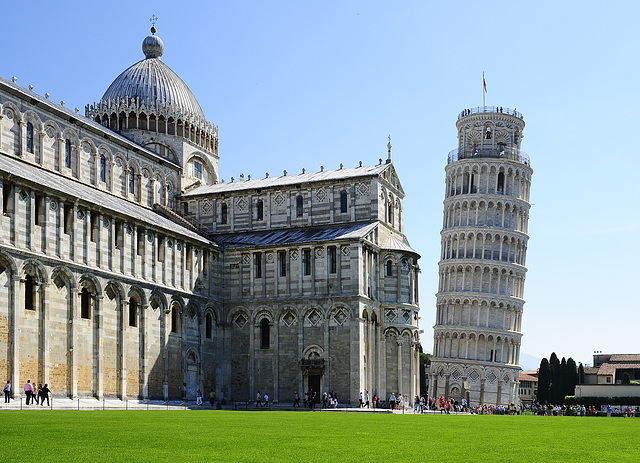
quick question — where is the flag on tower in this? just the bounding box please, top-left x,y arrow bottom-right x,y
483,72 -> 487,93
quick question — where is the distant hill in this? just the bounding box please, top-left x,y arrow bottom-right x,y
519,352 -> 541,371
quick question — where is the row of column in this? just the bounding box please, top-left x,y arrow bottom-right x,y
443,201 -> 529,232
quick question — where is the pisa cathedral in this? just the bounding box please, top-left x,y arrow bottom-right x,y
0,27 -> 421,403
429,108 -> 532,406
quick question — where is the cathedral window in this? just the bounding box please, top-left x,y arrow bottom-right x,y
137,229 -> 144,256
497,172 -> 505,194
386,260 -> 393,277
256,199 -> 264,221
90,213 -> 98,242
260,318 -> 270,349
340,191 -> 348,213
157,235 -> 165,261
64,139 -> 72,168
34,194 -> 43,226
205,313 -> 213,339
220,203 -> 228,224
278,251 -> 287,277
80,287 -> 91,319
194,161 -> 203,180
303,249 -> 311,276
328,246 -> 337,274
128,169 -> 135,195
254,252 -> 262,278
186,244 -> 192,269
128,298 -> 137,327
296,195 -> 303,217
388,203 -> 394,226
26,122 -> 34,153
100,155 -> 106,182
203,250 -> 209,275
63,203 -> 72,234
171,306 -> 179,333
24,275 -> 35,311
2,183 -> 11,215
183,202 -> 189,215
114,220 -> 122,249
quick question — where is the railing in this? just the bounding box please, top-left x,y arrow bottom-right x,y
447,147 -> 530,166
458,106 -> 522,119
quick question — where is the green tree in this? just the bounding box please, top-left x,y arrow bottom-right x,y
537,357 -> 551,404
549,352 -> 560,404
622,372 -> 631,384
578,363 -> 585,384
566,358 -> 578,396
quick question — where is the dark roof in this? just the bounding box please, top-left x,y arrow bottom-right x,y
0,154 -> 210,244
211,222 -> 378,249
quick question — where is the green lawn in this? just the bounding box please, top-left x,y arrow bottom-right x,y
0,411 -> 638,462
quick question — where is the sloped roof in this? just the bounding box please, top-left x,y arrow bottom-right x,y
381,234 -> 420,256
211,222 -> 378,249
598,363 -> 640,376
183,163 -> 391,196
0,154 -> 210,244
609,354 -> 640,363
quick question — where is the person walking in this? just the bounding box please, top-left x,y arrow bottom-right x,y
209,390 -> 216,407
24,380 -> 33,405
40,384 -> 50,407
196,389 -> 203,406
256,391 -> 262,407
293,392 -> 300,408
4,381 -> 10,403
263,393 -> 269,409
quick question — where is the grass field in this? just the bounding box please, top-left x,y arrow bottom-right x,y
1,411 -> 638,462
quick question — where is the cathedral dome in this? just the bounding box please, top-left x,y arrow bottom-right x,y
100,28 -> 205,120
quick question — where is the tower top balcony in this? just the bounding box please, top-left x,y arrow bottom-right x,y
458,106 -> 522,120
447,146 -> 530,166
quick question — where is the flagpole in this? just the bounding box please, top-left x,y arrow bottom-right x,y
482,72 -> 486,108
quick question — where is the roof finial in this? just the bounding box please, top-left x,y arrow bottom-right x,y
386,135 -> 392,164
150,14 -> 158,34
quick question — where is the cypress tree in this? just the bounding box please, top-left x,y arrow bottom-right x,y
560,357 -> 568,401
537,357 -> 551,404
566,358 -> 578,395
549,352 -> 560,404
578,363 -> 585,384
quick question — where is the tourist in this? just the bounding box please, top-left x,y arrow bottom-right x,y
358,392 -> 363,408
4,381 -> 10,403
389,392 -> 396,410
256,391 -> 262,407
36,383 -> 43,405
196,389 -> 203,405
264,393 -> 269,408
322,392 -> 327,409
293,392 -> 300,408
24,380 -> 33,405
40,384 -> 50,407
364,391 -> 370,408
209,390 -> 216,407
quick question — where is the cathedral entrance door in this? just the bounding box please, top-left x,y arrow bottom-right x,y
186,353 -> 198,400
308,374 -> 321,402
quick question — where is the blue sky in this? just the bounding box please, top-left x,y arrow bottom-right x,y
4,1 -> 639,367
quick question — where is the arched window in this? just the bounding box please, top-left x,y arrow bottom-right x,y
65,139 -> 72,168
81,287 -> 91,319
340,191 -> 348,213
220,203 -> 228,224
100,154 -> 106,182
386,260 -> 393,277
128,169 -> 135,195
205,313 -> 213,339
256,199 -> 264,221
24,274 -> 35,311
171,306 -> 179,333
26,122 -> 34,153
296,195 -> 303,217
260,318 -> 270,349
497,172 -> 505,194
128,298 -> 137,327
388,203 -> 394,226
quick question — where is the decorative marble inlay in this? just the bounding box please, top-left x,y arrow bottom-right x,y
307,309 -> 321,326
385,309 -> 397,323
242,254 -> 250,265
234,313 -> 248,329
357,182 -> 369,196
49,200 -> 58,211
469,369 -> 480,382
236,196 -> 247,210
273,192 -> 285,207
201,200 -> 212,214
487,371 -> 498,383
341,246 -> 350,256
290,250 -> 299,261
282,311 -> 296,327
332,308 -> 347,326
315,188 -> 327,202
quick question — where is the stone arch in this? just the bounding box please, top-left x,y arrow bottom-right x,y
303,344 -> 324,358
254,307 -> 273,324
0,251 -> 19,278
303,306 -> 324,327
20,259 -> 48,283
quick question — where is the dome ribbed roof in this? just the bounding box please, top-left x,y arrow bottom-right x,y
101,30 -> 206,120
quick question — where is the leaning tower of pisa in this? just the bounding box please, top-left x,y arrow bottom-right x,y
429,107 -> 533,407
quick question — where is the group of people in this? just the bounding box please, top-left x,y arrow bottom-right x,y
255,391 -> 270,408
3,380 -> 51,406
